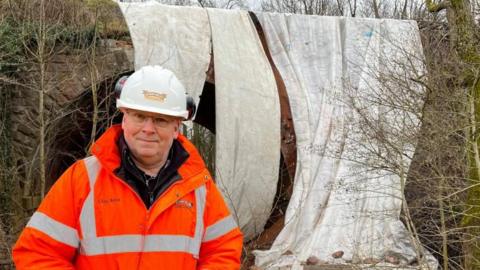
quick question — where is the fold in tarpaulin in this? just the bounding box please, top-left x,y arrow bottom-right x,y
207,8 -> 281,241
253,13 -> 438,269
118,1 -> 211,105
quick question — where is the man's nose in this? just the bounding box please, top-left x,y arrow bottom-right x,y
141,117 -> 156,132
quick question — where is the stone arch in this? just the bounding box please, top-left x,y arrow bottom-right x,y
9,48 -> 134,206
46,72 -> 131,190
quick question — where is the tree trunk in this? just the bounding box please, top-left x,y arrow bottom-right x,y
372,0 -> 380,18
426,0 -> 480,268
401,0 -> 408,19
38,0 -> 47,199
448,0 -> 480,269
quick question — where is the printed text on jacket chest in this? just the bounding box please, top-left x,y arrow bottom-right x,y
97,197 -> 121,204
175,199 -> 193,209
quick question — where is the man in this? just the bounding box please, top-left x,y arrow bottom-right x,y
13,65 -> 243,269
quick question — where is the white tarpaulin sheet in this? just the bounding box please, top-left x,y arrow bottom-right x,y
207,8 -> 281,240
117,3 -> 437,267
118,1 -> 211,103
253,13 -> 438,269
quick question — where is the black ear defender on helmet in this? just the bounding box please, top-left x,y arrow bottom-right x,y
114,75 -> 197,121
114,75 -> 129,99
186,96 -> 197,120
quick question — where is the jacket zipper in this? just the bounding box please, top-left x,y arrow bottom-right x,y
144,175 -> 155,206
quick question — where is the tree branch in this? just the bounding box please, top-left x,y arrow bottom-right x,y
425,0 -> 450,13
372,0 -> 380,18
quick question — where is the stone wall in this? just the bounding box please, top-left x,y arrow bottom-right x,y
8,40 -> 132,218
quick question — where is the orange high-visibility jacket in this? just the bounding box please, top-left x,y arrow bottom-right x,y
13,125 -> 243,270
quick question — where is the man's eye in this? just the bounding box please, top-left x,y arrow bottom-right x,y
154,118 -> 168,124
133,113 -> 146,120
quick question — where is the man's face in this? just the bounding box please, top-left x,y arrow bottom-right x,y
121,108 -> 180,166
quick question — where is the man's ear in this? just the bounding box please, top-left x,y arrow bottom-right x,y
121,110 -> 127,130
122,112 -> 127,129
173,120 -> 181,139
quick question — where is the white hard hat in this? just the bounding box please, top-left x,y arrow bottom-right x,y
116,65 -> 189,119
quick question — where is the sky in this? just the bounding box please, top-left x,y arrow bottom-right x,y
247,0 -> 262,11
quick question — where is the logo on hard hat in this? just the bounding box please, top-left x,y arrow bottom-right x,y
142,90 -> 167,102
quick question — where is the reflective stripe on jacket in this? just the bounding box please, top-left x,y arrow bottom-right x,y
13,125 -> 243,269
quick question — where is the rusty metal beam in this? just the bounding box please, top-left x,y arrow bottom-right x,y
249,12 -> 297,182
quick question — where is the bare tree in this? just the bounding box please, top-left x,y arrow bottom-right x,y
335,0 -> 345,15
424,0 -> 480,268
261,0 -> 347,15
372,0 -> 380,17
347,0 -> 357,16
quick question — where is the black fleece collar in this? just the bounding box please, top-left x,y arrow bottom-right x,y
115,133 -> 189,208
